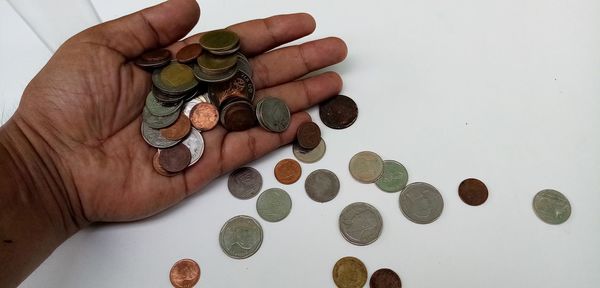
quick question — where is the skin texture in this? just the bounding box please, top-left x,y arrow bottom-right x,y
0,0 -> 347,286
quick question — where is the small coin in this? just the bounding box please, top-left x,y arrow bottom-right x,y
181,128 -> 204,166
176,43 -> 203,63
199,29 -> 240,52
339,202 -> 383,246
332,256 -> 368,288
274,159 -> 302,185
192,63 -> 238,83
189,103 -> 219,131
349,151 -> 384,183
152,150 -> 178,177
141,122 -> 181,149
169,258 -> 200,288
375,160 -> 408,193
293,138 -> 326,163
228,167 -> 263,199
142,106 -> 180,129
399,182 -> 444,224
219,215 -> 263,259
183,93 -> 212,117
370,268 -> 401,288
134,48 -> 171,68
296,121 -> 321,150
533,189 -> 571,225
458,178 -> 488,206
208,70 -> 255,106
256,188 -> 292,222
305,169 -> 340,203
319,95 -> 358,129
256,97 -> 290,133
145,91 -> 182,117
153,62 -> 198,95
220,99 -> 257,131
160,113 -> 191,141
159,143 -> 191,173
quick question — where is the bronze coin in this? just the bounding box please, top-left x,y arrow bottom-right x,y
296,121 -> 321,150
220,100 -> 257,131
134,48 -> 171,68
332,256 -> 368,288
160,113 -> 191,141
152,150 -> 178,177
190,103 -> 219,131
169,258 -> 200,288
319,95 -> 358,129
370,268 -> 401,288
458,178 -> 489,206
176,43 -> 203,63
274,158 -> 302,185
158,143 -> 191,173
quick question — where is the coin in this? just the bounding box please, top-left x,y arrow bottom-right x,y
141,122 -> 181,149
208,70 -> 255,106
305,169 -> 340,203
370,268 -> 401,288
181,128 -> 204,166
152,86 -> 187,105
349,151 -> 384,183
199,29 -> 240,52
152,150 -> 178,177
256,97 -> 291,133
533,189 -> 571,225
256,188 -> 292,222
319,95 -> 358,129
219,215 -> 263,259
134,48 -> 171,68
159,143 -> 191,173
169,258 -> 200,288
332,256 -> 368,288
339,202 -> 383,246
399,182 -> 444,224
236,52 -> 252,77
375,160 -> 408,193
296,121 -> 321,150
274,158 -> 302,185
176,43 -> 203,63
197,53 -> 237,73
189,103 -> 219,131
183,93 -> 212,117
293,138 -> 326,163
228,167 -> 263,199
220,100 -> 257,131
145,91 -> 182,116
458,178 -> 488,206
153,62 -> 198,95
160,113 -> 191,141
192,63 -> 238,83
142,106 -> 180,129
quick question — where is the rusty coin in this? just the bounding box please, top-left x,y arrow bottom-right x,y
134,48 -> 171,68
274,158 -> 302,185
319,95 -> 358,129
152,150 -> 178,177
158,143 -> 191,173
370,268 -> 401,288
160,113 -> 191,141
176,43 -> 203,63
169,258 -> 200,288
190,103 -> 219,131
332,256 -> 368,288
296,121 -> 321,150
220,100 -> 257,131
458,178 -> 489,206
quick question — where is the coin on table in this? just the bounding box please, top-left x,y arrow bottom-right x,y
142,106 -> 181,129
152,150 -> 178,177
274,158 -> 302,185
339,202 -> 383,246
141,122 -> 181,149
228,167 -> 263,199
399,182 -> 444,224
332,256 -> 368,288
533,189 -> 571,225
219,215 -> 263,259
305,169 -> 340,203
319,95 -> 358,129
181,128 -> 204,166
256,97 -> 291,133
370,268 -> 401,288
145,91 -> 182,117
293,138 -> 326,163
375,160 -> 408,192
153,62 -> 198,95
176,43 -> 203,63
160,113 -> 191,141
220,100 -> 257,131
208,70 -> 255,106
134,48 -> 171,68
458,178 -> 488,206
169,258 -> 200,288
159,143 -> 191,173
189,103 -> 219,131
256,188 -> 292,222
349,151 -> 384,183
199,29 -> 240,52
296,121 -> 321,150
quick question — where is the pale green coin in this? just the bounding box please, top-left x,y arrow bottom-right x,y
145,91 -> 182,117
256,188 -> 292,222
533,189 -> 571,225
375,160 -> 408,192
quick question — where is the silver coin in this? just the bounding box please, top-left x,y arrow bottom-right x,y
256,97 -> 290,133
140,122 -> 180,149
181,128 -> 204,166
145,90 -> 182,117
399,182 -> 444,224
219,215 -> 263,259
193,64 -> 238,83
293,138 -> 326,163
256,188 -> 292,222
305,169 -> 340,203
228,167 -> 263,199
142,106 -> 180,129
236,52 -> 252,78
339,202 -> 383,246
533,189 -> 571,225
375,160 -> 409,192
183,93 -> 212,117
349,151 -> 384,183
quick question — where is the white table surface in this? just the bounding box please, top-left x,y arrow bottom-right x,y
1,0 -> 599,287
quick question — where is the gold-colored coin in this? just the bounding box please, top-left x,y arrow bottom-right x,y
199,29 -> 239,51
197,53 -> 237,73
152,62 -> 198,95
332,256 -> 367,288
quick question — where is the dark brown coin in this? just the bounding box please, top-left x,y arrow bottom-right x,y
274,159 -> 302,185
319,95 -> 358,129
370,268 -> 401,288
296,121 -> 321,149
160,113 -> 191,141
458,178 -> 489,206
176,43 -> 203,63
220,100 -> 257,131
134,48 -> 171,68
152,150 -> 178,177
158,143 -> 191,173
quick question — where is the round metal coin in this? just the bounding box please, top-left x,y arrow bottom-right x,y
305,169 -> 340,203
296,121 -> 321,150
293,138 -> 326,163
159,113 -> 191,141
192,63 -> 238,83
153,62 -> 198,95
145,91 -> 182,117
197,53 -> 237,73
176,43 -> 203,63
375,160 -> 408,193
183,93 -> 212,117
220,99 -> 257,131
219,215 -> 263,259
458,178 -> 489,206
319,95 -> 358,129
158,143 -> 191,173
332,256 -> 368,288
190,103 -> 219,131
274,158 -> 302,185
228,167 -> 263,199
141,122 -> 181,149
152,150 -> 178,177
181,128 -> 204,166
533,189 -> 571,225
349,151 -> 384,183
236,52 -> 252,77
142,106 -> 180,129
134,48 -> 171,68
256,188 -> 292,222
199,29 -> 240,52
339,202 -> 383,246
208,70 -> 255,106
256,97 -> 291,132
169,258 -> 200,288
399,182 -> 444,224
370,268 -> 401,288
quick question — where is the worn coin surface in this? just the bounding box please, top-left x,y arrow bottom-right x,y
160,113 -> 191,141
141,122 -> 181,149
208,70 -> 255,106
199,29 -> 240,52
370,268 -> 401,288
183,93 -> 212,117
305,169 -> 340,203
197,53 -> 237,73
236,52 -> 252,77
399,182 -> 444,224
151,86 -> 187,104
134,48 -> 171,68
153,62 -> 198,95
145,91 -> 182,116
332,256 -> 368,288
256,188 -> 292,222
142,106 -> 180,129
319,95 -> 358,129
296,121 -> 321,150
274,158 -> 302,185
176,43 -> 203,63
339,202 -> 383,246
349,151 -> 384,183
192,63 -> 238,83
181,128 -> 204,166
256,97 -> 290,132
293,138 -> 326,163
375,160 -> 408,192
158,143 -> 191,173
533,189 -> 571,225
458,178 -> 489,206
220,100 -> 257,131
169,258 -> 200,288
219,215 -> 263,259
190,103 -> 219,131
228,167 -> 263,199
152,150 -> 178,177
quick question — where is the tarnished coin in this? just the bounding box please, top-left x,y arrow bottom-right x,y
305,169 -> 340,203
256,97 -> 290,133
169,258 -> 200,288
399,182 -> 444,224
197,53 -> 237,73
533,189 -> 571,225
349,151 -> 384,183
153,62 -> 198,95
228,167 -> 263,199
183,93 -> 212,117
236,52 -> 252,77
219,215 -> 263,259
160,113 -> 191,141
152,150 -> 178,177
134,48 -> 171,68
152,86 -> 187,105
181,128 -> 204,166
332,256 -> 368,288
145,91 -> 182,117
256,188 -> 292,222
176,43 -> 203,63
192,63 -> 238,83
190,103 -> 219,131
339,202 -> 383,246
274,159 -> 302,185
208,70 -> 255,106
209,42 -> 240,55
458,178 -> 488,206
220,100 -> 257,131
159,143 -> 191,173
375,160 -> 408,193
142,106 -> 180,129
141,122 -> 181,149
199,29 -> 240,52
293,138 -> 326,163
296,121 -> 321,150
319,95 -> 358,129
370,268 -> 401,288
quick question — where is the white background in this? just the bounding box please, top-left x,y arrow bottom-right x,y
1,0 -> 599,287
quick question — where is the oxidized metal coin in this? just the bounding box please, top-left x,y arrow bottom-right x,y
208,70 -> 255,106
274,158 -> 302,185
296,121 -> 321,150
160,113 -> 191,141
375,160 -> 408,193
152,150 -> 178,177
236,52 -> 252,78
152,86 -> 187,105
458,178 -> 488,206
199,29 -> 240,52
220,100 -> 257,131
197,53 -> 237,74
176,43 -> 203,63
158,143 -> 191,173
533,189 -> 571,225
349,151 -> 384,183
142,106 -> 180,129
169,258 -> 200,288
134,48 -> 171,68
153,62 -> 198,95
228,167 -> 263,199
219,215 -> 263,259
293,139 -> 326,163
305,169 -> 340,203
181,128 -> 204,166
192,63 -> 238,83
183,93 -> 212,117
370,268 -> 401,288
145,91 -> 182,117
332,256 -> 368,288
256,188 -> 292,222
339,202 -> 383,246
141,122 -> 181,149
399,182 -> 444,224
256,97 -> 291,133
190,103 -> 219,131
319,95 -> 358,129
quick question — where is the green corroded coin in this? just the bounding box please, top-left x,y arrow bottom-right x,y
533,189 -> 571,225
145,91 -> 182,116
142,106 -> 180,129
256,188 -> 292,222
152,62 -> 198,95
375,160 -> 408,192
199,29 -> 240,51
256,97 -> 290,132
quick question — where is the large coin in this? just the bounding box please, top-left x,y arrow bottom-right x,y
152,62 -> 198,95
458,178 -> 488,206
375,160 -> 408,192
169,258 -> 200,288
319,95 -> 358,129
256,97 -> 291,132
159,143 -> 191,173
220,99 -> 257,131
197,53 -> 237,74
293,138 -> 326,163
219,215 -> 263,259
199,29 -> 240,52
339,202 -> 383,246
533,189 -> 571,225
370,268 -> 401,288
399,182 -> 444,224
296,121 -> 321,150
274,158 -> 302,185
181,128 -> 204,166
228,167 -> 263,199
349,151 -> 384,183
142,106 -> 180,129
141,122 -> 181,149
256,188 -> 292,222
332,256 -> 368,288
145,91 -> 182,117
305,169 -> 340,203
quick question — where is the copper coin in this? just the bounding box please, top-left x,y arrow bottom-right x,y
158,143 -> 191,173
152,150 -> 178,177
220,100 -> 257,131
458,178 -> 489,206
332,256 -> 368,288
274,158 -> 302,185
176,43 -> 203,63
134,48 -> 171,68
370,268 -> 401,288
296,121 -> 321,149
319,95 -> 358,129
189,103 -> 219,131
160,113 -> 191,141
169,258 -> 200,288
